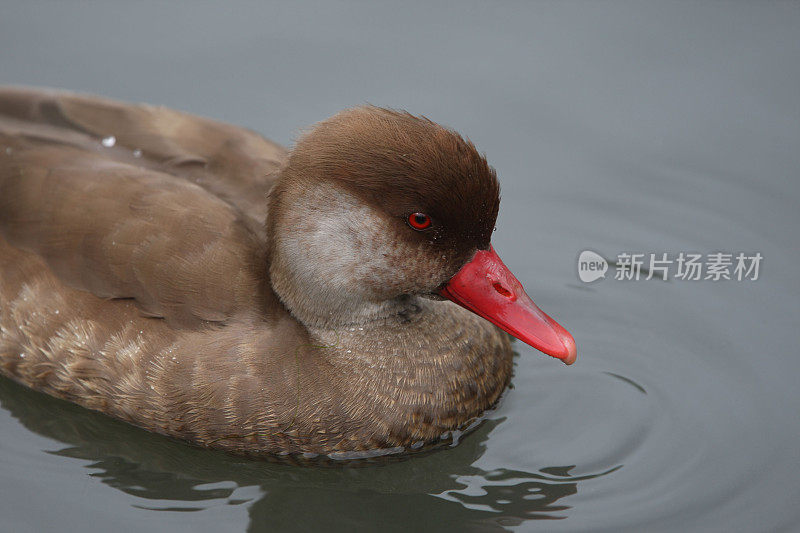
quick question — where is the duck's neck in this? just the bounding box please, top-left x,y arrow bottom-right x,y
290,297 -> 514,449
306,294 -> 439,347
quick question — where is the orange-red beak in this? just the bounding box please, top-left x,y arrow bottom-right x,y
439,246 -> 577,365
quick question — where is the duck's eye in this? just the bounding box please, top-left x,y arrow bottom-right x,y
407,212 -> 432,230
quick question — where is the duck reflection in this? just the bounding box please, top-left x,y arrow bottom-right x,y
1,377 -> 618,531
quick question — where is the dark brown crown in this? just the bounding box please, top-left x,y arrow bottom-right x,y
281,106 -> 499,252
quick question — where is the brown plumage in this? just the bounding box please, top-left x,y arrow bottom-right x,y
0,87 -> 514,459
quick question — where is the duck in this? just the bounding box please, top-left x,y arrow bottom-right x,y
0,87 -> 576,459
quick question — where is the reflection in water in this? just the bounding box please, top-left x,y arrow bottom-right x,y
438,465 -> 621,525
0,377 -> 620,531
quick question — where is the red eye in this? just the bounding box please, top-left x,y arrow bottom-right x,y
408,212 -> 432,230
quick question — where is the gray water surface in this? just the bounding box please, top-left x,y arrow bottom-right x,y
1,2 -> 799,532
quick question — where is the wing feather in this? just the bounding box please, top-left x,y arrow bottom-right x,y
0,88 -> 284,325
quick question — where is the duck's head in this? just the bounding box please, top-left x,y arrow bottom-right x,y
267,107 -> 576,364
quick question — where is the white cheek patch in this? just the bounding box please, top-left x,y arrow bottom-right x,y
273,184 -> 406,323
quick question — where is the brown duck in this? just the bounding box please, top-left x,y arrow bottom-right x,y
0,87 -> 576,459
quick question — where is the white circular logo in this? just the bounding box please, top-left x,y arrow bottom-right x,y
577,250 -> 608,283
